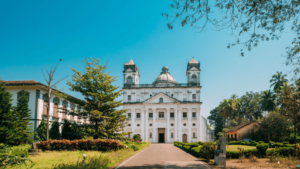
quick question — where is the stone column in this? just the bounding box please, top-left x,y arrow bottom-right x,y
141,109 -> 144,141
174,108 -> 177,142
166,108 -> 170,143
153,109 -> 156,143
197,108 -> 201,142
177,108 -> 181,142
131,109 -> 135,138
145,109 -> 148,142
188,108 -> 192,143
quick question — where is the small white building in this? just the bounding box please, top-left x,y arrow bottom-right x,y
4,80 -> 88,132
122,58 -> 214,143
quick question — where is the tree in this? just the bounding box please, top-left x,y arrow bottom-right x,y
279,82 -> 300,144
0,80 -> 16,145
225,98 -> 236,129
35,117 -> 47,141
12,91 -> 33,144
207,107 -> 223,139
49,120 -> 60,140
66,57 -> 127,139
270,72 -> 288,92
260,90 -> 277,113
41,59 -> 67,140
261,111 -> 291,142
164,1 -> 300,75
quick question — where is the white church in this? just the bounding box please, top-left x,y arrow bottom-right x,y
122,58 -> 214,143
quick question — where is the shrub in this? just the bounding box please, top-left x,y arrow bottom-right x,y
186,143 -> 199,150
272,143 -> 283,148
0,144 -> 32,168
226,149 -> 258,159
199,142 -> 216,162
191,147 -> 201,157
198,141 -> 204,145
36,139 -> 124,152
283,141 -> 289,144
258,141 -> 264,144
245,141 -> 251,145
256,143 -> 269,157
283,144 -> 294,147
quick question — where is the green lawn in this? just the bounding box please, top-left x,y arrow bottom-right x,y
18,142 -> 150,169
226,145 -> 256,151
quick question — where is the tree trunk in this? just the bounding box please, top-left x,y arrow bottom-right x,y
294,99 -> 297,144
46,82 -> 52,141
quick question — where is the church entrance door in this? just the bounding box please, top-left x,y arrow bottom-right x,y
182,134 -> 187,143
158,128 -> 165,143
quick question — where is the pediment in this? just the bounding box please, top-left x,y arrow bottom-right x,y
143,93 -> 179,104
189,67 -> 199,71
125,68 -> 133,72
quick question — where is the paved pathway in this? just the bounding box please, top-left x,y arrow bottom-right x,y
116,144 -> 212,169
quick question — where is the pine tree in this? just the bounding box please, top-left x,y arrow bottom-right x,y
49,120 -> 60,140
12,91 -> 33,144
0,80 -> 16,145
61,120 -> 73,140
66,57 -> 127,139
36,117 -> 47,141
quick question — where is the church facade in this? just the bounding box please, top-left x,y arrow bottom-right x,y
122,58 -> 214,143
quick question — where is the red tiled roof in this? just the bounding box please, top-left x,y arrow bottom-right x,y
226,121 -> 259,132
4,80 -> 41,85
3,80 -> 83,102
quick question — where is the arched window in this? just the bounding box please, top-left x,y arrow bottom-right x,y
191,74 -> 197,83
159,97 -> 163,103
126,76 -> 133,84
42,99 -> 48,117
53,103 -> 59,117
149,133 -> 152,138
171,133 -> 173,138
17,90 -> 30,101
193,132 -> 196,138
70,107 -> 74,121
128,95 -> 131,102
62,105 -> 67,120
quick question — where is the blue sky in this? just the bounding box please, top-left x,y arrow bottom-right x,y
0,1 -> 295,121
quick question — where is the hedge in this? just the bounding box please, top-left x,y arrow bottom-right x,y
226,149 -> 258,159
267,147 -> 295,157
36,139 -> 124,151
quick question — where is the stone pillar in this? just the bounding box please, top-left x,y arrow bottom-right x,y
188,108 -> 192,143
141,109 -> 144,141
131,109 -> 135,138
166,108 -> 170,143
153,109 -> 156,143
177,108 -> 181,142
174,108 -> 177,142
197,108 -> 200,142
145,109 -> 148,142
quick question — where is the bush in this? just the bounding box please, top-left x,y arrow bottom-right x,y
258,141 -> 264,144
283,144 -> 294,147
199,142 -> 216,162
283,141 -> 289,144
198,141 -> 204,145
191,147 -> 201,157
0,144 -> 32,168
256,143 -> 269,157
226,149 -> 258,159
266,147 -> 295,157
185,143 -> 199,151
36,139 -> 124,152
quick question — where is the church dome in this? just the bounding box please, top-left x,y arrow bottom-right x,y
154,66 -> 177,84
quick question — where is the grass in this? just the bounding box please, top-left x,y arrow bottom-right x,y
226,145 -> 256,151
17,142 -> 150,169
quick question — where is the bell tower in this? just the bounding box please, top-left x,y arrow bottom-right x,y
186,57 -> 200,84
123,59 -> 139,86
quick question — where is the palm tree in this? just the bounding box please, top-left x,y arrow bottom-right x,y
218,100 -> 228,128
226,98 -> 236,129
270,72 -> 288,92
260,90 -> 277,114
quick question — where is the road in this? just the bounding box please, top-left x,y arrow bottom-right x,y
116,143 -> 212,169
